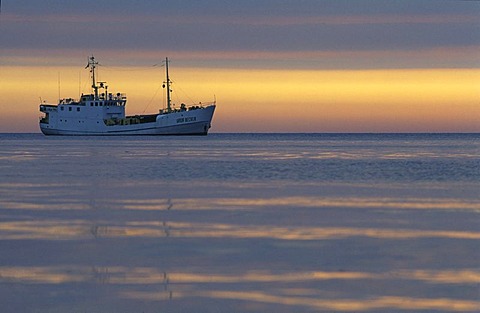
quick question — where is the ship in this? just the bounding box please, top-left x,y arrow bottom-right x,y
39,56 -> 216,135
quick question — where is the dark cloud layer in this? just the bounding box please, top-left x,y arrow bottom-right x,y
6,0 -> 479,17
1,0 -> 479,68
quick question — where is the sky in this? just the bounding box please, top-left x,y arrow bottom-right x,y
0,0 -> 479,132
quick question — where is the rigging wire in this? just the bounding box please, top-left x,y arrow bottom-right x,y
100,63 -> 161,72
80,60 -> 201,111
142,83 -> 163,114
170,80 -> 197,105
94,62 -> 166,112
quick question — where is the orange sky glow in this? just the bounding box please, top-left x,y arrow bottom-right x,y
0,66 -> 478,133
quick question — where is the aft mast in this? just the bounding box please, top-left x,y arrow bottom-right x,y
164,57 -> 172,113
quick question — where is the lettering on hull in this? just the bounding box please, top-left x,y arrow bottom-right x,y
177,116 -> 197,124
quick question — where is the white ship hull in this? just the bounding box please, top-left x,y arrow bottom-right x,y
40,105 -> 215,136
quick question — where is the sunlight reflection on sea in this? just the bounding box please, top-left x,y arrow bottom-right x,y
0,133 -> 478,312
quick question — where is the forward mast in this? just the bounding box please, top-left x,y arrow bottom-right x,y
86,56 -> 99,99
86,56 -> 109,101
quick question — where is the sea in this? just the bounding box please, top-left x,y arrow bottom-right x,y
0,133 -> 478,313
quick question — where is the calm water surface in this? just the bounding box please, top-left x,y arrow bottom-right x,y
0,133 -> 479,312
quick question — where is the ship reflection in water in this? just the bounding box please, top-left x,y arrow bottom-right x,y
0,134 -> 479,312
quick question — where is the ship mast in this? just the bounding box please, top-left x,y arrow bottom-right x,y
86,56 -> 99,100
164,57 -> 172,113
